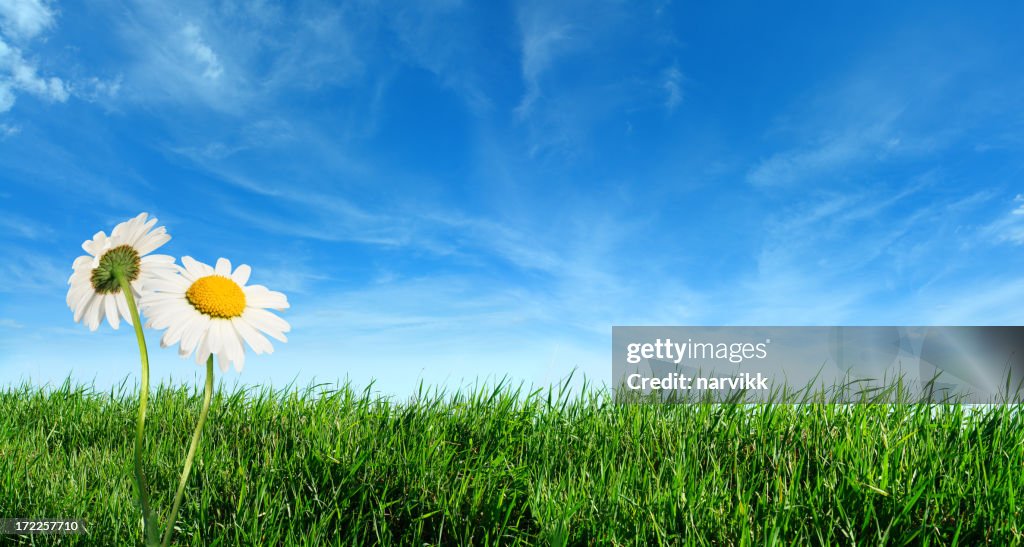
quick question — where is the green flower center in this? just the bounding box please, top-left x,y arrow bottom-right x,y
90,244 -> 142,294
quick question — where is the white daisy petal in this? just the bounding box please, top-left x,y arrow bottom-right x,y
121,213 -> 152,245
72,255 -> 92,270
181,314 -> 211,355
142,291 -> 189,305
161,309 -> 196,348
176,265 -> 199,283
110,218 -> 129,241
177,315 -> 200,352
140,253 -> 175,267
130,280 -> 145,298
73,291 -> 97,322
242,308 -> 290,342
226,323 -> 243,366
145,302 -> 189,330
67,214 -> 176,331
142,253 -> 176,263
243,285 -> 289,310
133,216 -> 159,246
205,320 -> 223,356
215,258 -> 232,276
116,295 -> 134,326
86,297 -> 104,331
181,256 -> 202,277
142,256 -> 290,374
222,321 -> 245,367
135,230 -> 170,256
104,295 -> 120,330
232,317 -> 273,355
145,278 -> 191,293
183,317 -> 207,354
67,283 -> 88,307
231,264 -> 251,286
148,265 -> 189,284
196,329 -> 213,365
218,320 -> 234,355
182,256 -> 216,278
82,231 -> 106,256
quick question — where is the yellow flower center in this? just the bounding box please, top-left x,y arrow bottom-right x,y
186,275 -> 247,318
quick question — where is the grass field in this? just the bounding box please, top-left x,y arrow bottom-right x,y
1,377 -> 1023,546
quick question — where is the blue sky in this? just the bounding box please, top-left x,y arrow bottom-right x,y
1,1 -> 1023,396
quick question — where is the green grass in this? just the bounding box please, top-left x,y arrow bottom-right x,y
1,376 -> 1023,546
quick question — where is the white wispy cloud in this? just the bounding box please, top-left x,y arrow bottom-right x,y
109,1 -> 376,113
180,23 -> 223,80
727,180 -> 997,324
0,212 -> 54,239
511,1 -> 681,157
0,35 -> 68,112
409,206 -> 704,334
662,64 -> 682,111
111,3 -> 245,111
178,135 -> 703,338
0,250 -> 65,294
514,6 -> 574,118
223,197 -> 412,248
286,258 -> 696,388
257,3 -> 366,92
0,0 -> 55,40
0,124 -> 149,210
194,160 -> 398,247
743,34 -> 993,189
250,265 -> 332,296
747,120 -> 899,187
924,277 -> 1024,325
981,194 -> 1024,246
70,75 -> 122,102
0,1 -> 119,115
291,275 -> 548,334
380,1 -> 496,114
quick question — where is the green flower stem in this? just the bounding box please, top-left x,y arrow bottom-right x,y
161,354 -> 214,547
115,274 -> 158,546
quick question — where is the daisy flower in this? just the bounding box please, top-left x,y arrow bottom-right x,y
142,256 -> 290,372
66,213 -> 177,331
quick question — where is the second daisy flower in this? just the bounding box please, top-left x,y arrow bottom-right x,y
142,257 -> 290,372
